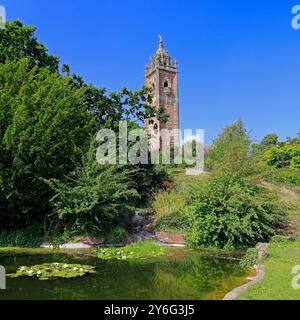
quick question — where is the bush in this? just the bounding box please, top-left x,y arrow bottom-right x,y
105,226 -> 127,244
0,224 -> 43,247
47,141 -> 166,236
264,144 -> 300,169
291,156 -> 300,169
187,170 -> 286,249
270,235 -> 291,243
239,248 -> 259,269
152,192 -> 191,233
260,165 -> 300,187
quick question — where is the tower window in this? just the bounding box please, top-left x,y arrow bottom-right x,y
164,81 -> 169,88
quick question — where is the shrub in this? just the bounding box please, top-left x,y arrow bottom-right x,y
0,224 -> 43,247
105,226 -> 127,244
239,248 -> 259,269
264,144 -> 300,168
260,165 -> 300,187
270,235 -> 291,243
152,192 -> 191,232
47,141 -> 166,236
291,156 -> 300,169
47,163 -> 139,236
187,170 -> 286,249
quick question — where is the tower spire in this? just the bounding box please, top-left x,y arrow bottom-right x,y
159,34 -> 164,49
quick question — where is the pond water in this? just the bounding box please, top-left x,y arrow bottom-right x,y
0,248 -> 251,300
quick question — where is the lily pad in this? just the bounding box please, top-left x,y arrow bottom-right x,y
8,263 -> 96,280
93,240 -> 165,260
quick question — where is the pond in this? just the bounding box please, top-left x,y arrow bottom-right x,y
0,248 -> 252,300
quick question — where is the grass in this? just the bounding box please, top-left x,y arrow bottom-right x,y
239,240 -> 300,300
152,169 -> 209,233
237,183 -> 300,299
262,182 -> 300,237
0,247 -> 85,259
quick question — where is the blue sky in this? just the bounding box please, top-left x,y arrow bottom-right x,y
2,0 -> 300,143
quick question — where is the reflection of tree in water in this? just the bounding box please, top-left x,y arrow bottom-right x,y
0,251 -> 248,300
150,254 -> 246,300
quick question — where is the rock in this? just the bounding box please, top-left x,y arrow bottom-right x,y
155,231 -> 186,245
80,236 -> 105,246
132,214 -> 145,225
40,242 -> 92,249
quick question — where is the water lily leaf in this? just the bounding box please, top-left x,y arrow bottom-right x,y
8,263 -> 96,280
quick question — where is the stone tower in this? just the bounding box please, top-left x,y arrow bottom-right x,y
145,35 -> 180,146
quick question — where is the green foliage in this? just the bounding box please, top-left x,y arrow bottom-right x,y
261,134 -> 279,147
187,170 -> 286,249
104,226 -> 127,244
0,224 -> 43,248
270,235 -> 290,243
47,140 -> 166,235
239,240 -> 300,300
0,21 -> 168,233
239,248 -> 259,269
152,192 -> 190,232
0,59 -> 94,228
251,134 -> 279,161
291,156 -> 300,169
206,120 -> 252,173
93,241 -> 165,260
0,20 -> 59,71
8,263 -> 96,280
47,163 -> 139,235
264,144 -> 300,168
260,165 -> 300,187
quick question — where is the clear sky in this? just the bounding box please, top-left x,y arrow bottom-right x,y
2,0 -> 300,143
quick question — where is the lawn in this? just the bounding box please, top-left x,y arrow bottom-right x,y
239,183 -> 300,300
239,240 -> 300,300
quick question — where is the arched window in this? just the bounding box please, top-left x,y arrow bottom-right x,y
164,81 -> 169,88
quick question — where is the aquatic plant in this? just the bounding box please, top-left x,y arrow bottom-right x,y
93,241 -> 165,260
8,263 -> 96,280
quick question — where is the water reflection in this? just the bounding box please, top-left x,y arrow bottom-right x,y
0,248 -> 249,300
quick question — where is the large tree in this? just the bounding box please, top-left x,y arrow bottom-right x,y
0,59 -> 95,228
0,20 -> 59,71
0,21 -> 168,232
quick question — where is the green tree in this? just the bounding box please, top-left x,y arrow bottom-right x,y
264,144 -> 300,168
261,134 -> 279,147
206,120 -> 252,173
0,20 -> 59,71
0,59 -> 95,228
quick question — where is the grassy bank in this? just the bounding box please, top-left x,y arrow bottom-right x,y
239,240 -> 300,300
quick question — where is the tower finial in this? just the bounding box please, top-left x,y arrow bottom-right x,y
159,34 -> 164,48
